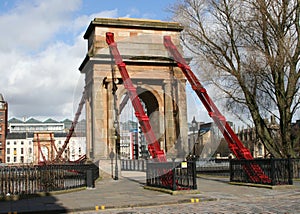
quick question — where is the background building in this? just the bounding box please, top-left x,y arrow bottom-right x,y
236,116 -> 279,158
119,120 -> 149,159
0,93 -> 8,163
6,132 -> 34,164
8,117 -> 65,133
5,117 -> 86,165
188,120 -> 233,159
291,120 -> 300,156
237,127 -> 266,158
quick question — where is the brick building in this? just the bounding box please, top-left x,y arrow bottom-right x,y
0,93 -> 8,163
236,116 -> 279,158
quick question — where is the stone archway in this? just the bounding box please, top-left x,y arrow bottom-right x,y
79,18 -> 189,161
136,86 -> 161,143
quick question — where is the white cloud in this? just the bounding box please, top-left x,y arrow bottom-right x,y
0,0 -> 82,51
71,9 -> 119,32
1,39 -> 85,119
0,0 -> 178,123
0,0 -> 119,121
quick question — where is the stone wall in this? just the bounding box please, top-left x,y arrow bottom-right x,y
79,18 -> 188,164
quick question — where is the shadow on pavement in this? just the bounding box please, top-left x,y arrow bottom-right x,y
197,175 -> 230,184
0,193 -> 68,214
123,176 -> 146,185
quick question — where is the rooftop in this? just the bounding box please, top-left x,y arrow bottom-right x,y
84,17 -> 183,39
6,132 -> 85,139
9,117 -> 69,124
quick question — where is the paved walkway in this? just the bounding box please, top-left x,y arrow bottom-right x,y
0,172 -> 299,213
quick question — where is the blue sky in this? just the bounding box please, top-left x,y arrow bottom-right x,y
0,0 -> 217,126
0,1 -> 174,19
0,0 -> 181,121
78,1 -> 174,20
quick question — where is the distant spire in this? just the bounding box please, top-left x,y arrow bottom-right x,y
0,93 -> 4,102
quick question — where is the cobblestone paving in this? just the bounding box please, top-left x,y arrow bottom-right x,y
81,196 -> 300,214
77,175 -> 300,214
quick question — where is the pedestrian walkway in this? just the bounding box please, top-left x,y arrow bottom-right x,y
0,172 -> 299,213
0,171 -> 201,213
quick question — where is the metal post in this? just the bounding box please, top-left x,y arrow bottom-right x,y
193,131 -> 195,155
172,158 -> 176,191
115,139 -> 118,180
109,150 -> 114,179
270,155 -> 275,185
192,117 -> 197,156
110,43 -> 120,181
287,155 -> 293,185
133,159 -> 136,171
229,156 -> 233,182
113,123 -> 119,180
172,167 -> 176,191
192,157 -> 197,189
146,161 -> 149,186
86,168 -> 94,188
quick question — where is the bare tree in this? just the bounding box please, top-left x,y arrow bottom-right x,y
170,0 -> 300,157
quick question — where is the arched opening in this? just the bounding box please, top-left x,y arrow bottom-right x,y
119,88 -> 160,159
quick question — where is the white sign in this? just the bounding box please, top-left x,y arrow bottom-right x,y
181,161 -> 187,168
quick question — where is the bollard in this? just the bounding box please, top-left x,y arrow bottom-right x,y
87,169 -> 95,188
287,155 -> 293,185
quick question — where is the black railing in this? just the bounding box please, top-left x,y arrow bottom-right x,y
196,158 -> 230,176
0,163 -> 99,197
146,160 -> 197,191
121,159 -> 147,172
292,158 -> 300,179
197,166 -> 230,176
230,157 -> 293,185
197,158 -> 230,164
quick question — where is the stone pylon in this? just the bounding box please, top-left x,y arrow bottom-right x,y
79,18 -> 189,168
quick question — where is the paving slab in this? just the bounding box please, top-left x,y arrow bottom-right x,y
0,172 -> 299,213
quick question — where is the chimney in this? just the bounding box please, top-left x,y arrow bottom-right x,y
270,115 -> 276,124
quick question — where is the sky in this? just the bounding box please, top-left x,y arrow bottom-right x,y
0,0 -> 191,122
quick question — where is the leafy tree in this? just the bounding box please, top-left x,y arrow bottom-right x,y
170,0 -> 300,157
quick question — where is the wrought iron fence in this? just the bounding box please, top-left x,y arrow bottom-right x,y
196,158 -> 230,176
0,163 -> 99,197
121,159 -> 147,172
146,160 -> 197,191
230,157 -> 293,185
197,166 -> 230,176
292,158 -> 300,179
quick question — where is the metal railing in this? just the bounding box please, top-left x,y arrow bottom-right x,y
197,165 -> 230,176
121,159 -> 147,172
146,160 -> 197,191
230,157 -> 293,185
196,158 -> 230,176
0,163 -> 99,197
292,158 -> 300,179
196,158 -> 300,179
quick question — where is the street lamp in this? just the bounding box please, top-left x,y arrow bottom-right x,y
113,120 -> 119,180
109,149 -> 115,179
192,116 -> 197,157
110,60 -> 119,180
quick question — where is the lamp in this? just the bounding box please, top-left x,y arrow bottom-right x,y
191,116 -> 197,157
